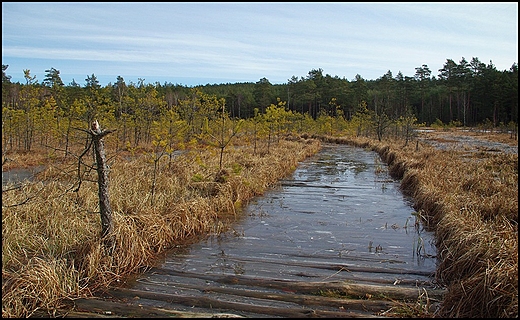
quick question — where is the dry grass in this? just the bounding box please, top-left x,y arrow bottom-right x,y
2,150 -> 51,170
453,128 -> 517,147
4,128 -> 517,318
2,136 -> 321,318
421,127 -> 518,148
319,132 -> 518,318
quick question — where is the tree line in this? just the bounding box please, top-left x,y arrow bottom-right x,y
2,57 -> 518,153
185,57 -> 517,128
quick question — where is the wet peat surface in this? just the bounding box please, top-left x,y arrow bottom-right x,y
2,165 -> 45,186
69,144 -> 443,317
417,129 -> 518,154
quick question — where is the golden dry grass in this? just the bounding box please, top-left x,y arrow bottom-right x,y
2,150 -> 50,170
3,128 -> 517,318
319,132 -> 518,318
420,127 -> 518,149
2,136 -> 321,318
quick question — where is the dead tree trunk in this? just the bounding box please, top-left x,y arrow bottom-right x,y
90,120 -> 115,254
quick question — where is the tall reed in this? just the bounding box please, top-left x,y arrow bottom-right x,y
2,136 -> 321,317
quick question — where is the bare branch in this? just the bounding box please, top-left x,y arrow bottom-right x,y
74,138 -> 94,193
2,183 -> 47,208
71,126 -> 92,134
2,156 -> 12,166
2,183 -> 25,193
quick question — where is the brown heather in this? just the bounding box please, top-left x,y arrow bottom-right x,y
3,130 -> 518,318
2,137 -> 321,318
319,132 -> 518,318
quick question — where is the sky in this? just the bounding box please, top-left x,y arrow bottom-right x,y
2,2 -> 518,87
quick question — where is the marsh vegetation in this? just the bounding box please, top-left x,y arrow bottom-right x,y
2,63 -> 517,317
320,131 -> 517,318
3,126 -> 517,318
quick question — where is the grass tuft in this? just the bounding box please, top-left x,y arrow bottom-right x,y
2,137 -> 321,317
317,131 -> 517,318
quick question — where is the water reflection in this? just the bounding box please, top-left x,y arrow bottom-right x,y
141,144 -> 436,296
123,146 -> 439,316
2,165 -> 45,186
159,143 -> 437,285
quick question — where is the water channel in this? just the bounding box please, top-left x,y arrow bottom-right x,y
102,143 -> 440,317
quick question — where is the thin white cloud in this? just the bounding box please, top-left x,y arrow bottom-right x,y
2,2 -> 517,85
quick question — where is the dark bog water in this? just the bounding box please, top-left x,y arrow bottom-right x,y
167,143 -> 436,276
108,143 -> 438,317
2,165 -> 45,186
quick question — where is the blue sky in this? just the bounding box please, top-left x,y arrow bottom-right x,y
2,2 -> 518,87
